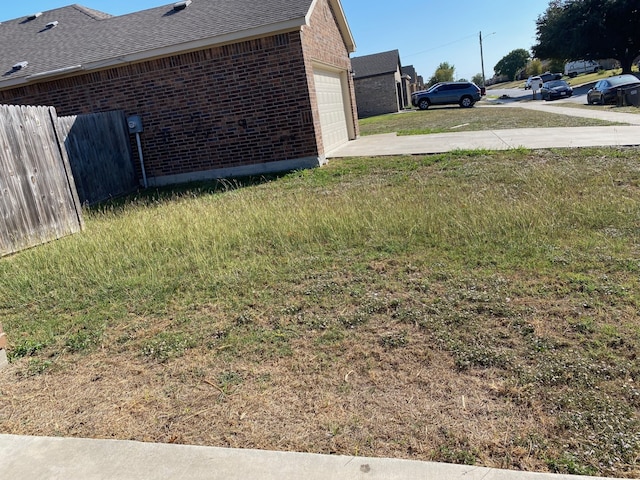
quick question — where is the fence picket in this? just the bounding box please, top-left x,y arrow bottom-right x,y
0,105 -> 83,257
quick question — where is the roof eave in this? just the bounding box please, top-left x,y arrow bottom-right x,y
0,19 -> 307,91
330,0 -> 356,53
309,0 -> 355,53
86,19 -> 307,69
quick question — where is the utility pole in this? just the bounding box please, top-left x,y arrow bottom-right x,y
479,31 -> 495,87
479,31 -> 486,87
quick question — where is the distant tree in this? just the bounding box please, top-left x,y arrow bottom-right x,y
533,0 -> 640,74
527,59 -> 543,76
546,58 -> 566,74
494,49 -> 531,80
471,73 -> 483,85
428,62 -> 455,86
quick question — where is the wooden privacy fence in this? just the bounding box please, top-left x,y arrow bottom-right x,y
57,110 -> 137,206
0,105 -> 84,257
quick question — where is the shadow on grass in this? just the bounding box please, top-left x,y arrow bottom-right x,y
88,172 -> 291,216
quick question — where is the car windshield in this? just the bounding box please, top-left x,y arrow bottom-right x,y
426,83 -> 442,92
609,75 -> 640,86
545,80 -> 565,88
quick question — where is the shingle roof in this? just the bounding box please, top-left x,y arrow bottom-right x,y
0,0 -> 355,89
351,50 -> 401,79
401,65 -> 417,81
73,5 -> 114,20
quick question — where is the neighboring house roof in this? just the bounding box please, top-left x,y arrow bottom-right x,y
401,65 -> 417,82
0,0 -> 355,90
351,49 -> 401,79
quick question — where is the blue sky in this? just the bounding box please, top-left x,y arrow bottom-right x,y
1,0 -> 553,81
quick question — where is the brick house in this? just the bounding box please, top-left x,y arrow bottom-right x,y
0,0 -> 358,186
401,65 -> 424,94
351,49 -> 410,118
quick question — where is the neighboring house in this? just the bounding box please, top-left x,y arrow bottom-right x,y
401,65 -> 424,93
0,0 -> 358,187
351,50 -> 408,118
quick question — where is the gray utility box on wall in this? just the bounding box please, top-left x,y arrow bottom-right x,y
127,115 -> 143,134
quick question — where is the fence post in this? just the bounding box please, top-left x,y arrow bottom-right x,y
0,323 -> 7,369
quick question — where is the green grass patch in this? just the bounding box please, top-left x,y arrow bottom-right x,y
358,107 -> 622,136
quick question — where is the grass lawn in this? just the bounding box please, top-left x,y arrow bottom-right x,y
487,68 -> 629,90
358,106 -> 623,136
1,128 -> 639,476
545,102 -> 640,115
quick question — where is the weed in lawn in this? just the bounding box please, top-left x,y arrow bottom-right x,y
379,331 -> 408,349
434,429 -> 478,466
547,452 -> 598,476
140,332 -> 195,363
316,328 -> 344,346
553,392 -> 640,475
24,358 -> 53,376
8,339 -> 47,361
217,370 -> 243,395
65,327 -> 102,353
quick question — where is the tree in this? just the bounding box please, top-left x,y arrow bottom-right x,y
471,73 -> 484,85
428,62 -> 455,86
533,0 -> 640,74
494,49 -> 530,80
527,59 -> 543,76
546,58 -> 566,74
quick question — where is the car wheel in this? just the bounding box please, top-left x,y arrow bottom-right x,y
418,98 -> 430,110
459,96 -> 473,108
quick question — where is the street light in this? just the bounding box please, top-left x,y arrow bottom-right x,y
479,31 -> 496,87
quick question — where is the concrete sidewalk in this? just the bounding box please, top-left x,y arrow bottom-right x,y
328,125 -> 640,158
329,101 -> 640,158
0,434 -> 625,480
512,102 -> 640,126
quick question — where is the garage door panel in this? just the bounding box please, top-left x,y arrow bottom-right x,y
314,69 -> 349,153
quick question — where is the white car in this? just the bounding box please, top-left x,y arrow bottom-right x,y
525,72 -> 562,89
524,76 -> 542,90
564,60 -> 601,78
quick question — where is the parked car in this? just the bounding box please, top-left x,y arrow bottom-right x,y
525,72 -> 562,89
540,80 -> 573,100
587,74 -> 640,105
564,60 -> 601,78
525,76 -> 541,90
411,81 -> 482,110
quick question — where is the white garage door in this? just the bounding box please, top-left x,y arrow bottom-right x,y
314,68 -> 349,153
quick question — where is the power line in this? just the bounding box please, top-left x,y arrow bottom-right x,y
404,32 -> 478,59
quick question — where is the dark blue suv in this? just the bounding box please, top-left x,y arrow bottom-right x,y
411,82 -> 482,110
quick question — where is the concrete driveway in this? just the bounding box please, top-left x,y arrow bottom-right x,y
328,103 -> 640,158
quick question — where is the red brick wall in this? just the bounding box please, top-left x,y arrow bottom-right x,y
301,0 -> 359,149
0,33 -> 319,183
